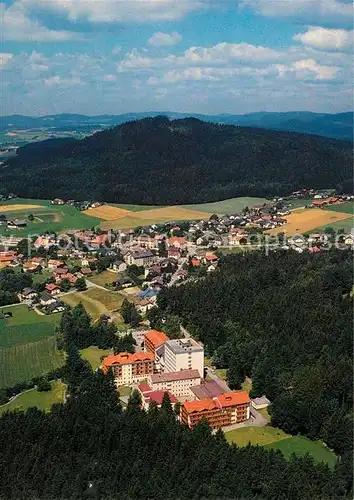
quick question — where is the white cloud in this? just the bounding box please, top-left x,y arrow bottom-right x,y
0,53 -> 13,67
117,42 -> 281,72
20,0 -> 208,22
103,74 -> 117,81
276,58 -> 339,80
1,2 -> 81,41
242,0 -> 353,23
148,31 -> 182,47
44,75 -> 83,86
294,27 -> 353,50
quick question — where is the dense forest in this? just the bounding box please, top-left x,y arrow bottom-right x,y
153,249 -> 353,462
0,302 -> 352,499
1,116 -> 352,204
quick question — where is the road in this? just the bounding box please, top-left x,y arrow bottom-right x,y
168,257 -> 187,287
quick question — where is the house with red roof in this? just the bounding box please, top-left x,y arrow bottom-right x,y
45,283 -> 61,295
167,236 -> 187,249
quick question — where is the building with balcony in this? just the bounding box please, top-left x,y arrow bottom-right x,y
103,352 -> 155,386
181,391 -> 251,429
163,338 -> 204,377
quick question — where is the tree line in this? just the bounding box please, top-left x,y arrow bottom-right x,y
1,116 -> 352,203
0,300 -> 352,499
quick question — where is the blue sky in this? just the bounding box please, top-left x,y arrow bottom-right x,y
1,0 -> 353,115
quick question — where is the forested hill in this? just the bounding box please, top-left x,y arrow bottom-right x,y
155,249 -> 353,460
2,111 -> 353,140
1,116 -> 353,204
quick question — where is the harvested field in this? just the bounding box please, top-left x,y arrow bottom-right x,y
267,208 -> 351,235
132,206 -> 210,221
101,206 -> 211,230
0,204 -> 43,212
83,205 -> 131,220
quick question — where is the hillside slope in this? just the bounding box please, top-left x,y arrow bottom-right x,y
1,117 -> 352,204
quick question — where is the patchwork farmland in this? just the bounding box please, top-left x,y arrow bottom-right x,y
0,198 -> 100,236
0,305 -> 63,389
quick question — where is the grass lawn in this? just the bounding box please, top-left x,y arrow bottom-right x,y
183,197 -> 268,214
325,202 -> 354,214
80,346 -> 112,370
88,270 -> 116,288
241,378 -> 252,394
225,426 -> 337,467
311,217 -> 353,233
32,270 -> 52,284
0,304 -> 61,348
265,436 -> 337,468
218,246 -> 257,255
214,368 -> 227,380
286,199 -> 313,209
0,380 -> 65,415
118,385 -> 132,397
0,198 -> 100,236
113,204 -> 165,212
0,336 -> 64,389
226,426 -> 289,447
62,287 -> 124,320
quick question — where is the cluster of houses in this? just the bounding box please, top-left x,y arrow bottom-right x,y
102,330 -> 266,429
0,214 -> 28,230
51,198 -> 103,211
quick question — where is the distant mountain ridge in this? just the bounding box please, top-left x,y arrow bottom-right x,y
1,116 -> 352,204
1,111 -> 353,141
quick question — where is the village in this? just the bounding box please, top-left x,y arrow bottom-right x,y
0,188 -> 353,321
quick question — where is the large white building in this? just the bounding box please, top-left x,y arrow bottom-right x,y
163,338 -> 204,378
147,369 -> 201,397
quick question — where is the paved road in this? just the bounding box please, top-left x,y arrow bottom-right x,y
168,257 -> 187,287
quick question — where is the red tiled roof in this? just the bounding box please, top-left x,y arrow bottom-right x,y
205,254 -> 218,261
146,390 -> 177,405
168,237 -> 186,245
216,392 -> 251,407
138,383 -> 152,394
312,200 -> 326,206
144,330 -> 169,349
183,398 -> 218,413
183,391 -> 251,414
103,352 -> 154,370
90,234 -> 107,245
45,283 -> 59,291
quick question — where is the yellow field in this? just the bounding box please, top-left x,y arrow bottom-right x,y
131,206 -> 210,221
0,204 -> 43,212
83,205 -> 131,220
100,206 -> 211,230
267,208 -> 351,235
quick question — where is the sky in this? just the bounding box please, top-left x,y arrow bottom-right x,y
1,0 -> 353,116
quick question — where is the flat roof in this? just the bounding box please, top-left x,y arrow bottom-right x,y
165,338 -> 203,355
150,369 -> 200,384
